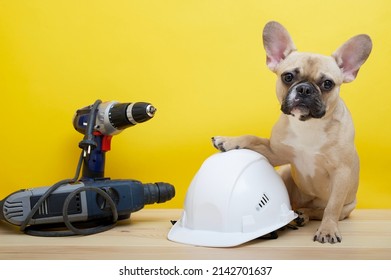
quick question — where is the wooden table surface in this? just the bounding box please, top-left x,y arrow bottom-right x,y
0,209 -> 390,260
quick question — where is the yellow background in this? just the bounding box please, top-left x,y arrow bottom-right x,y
0,0 -> 390,209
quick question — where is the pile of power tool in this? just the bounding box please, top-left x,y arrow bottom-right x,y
0,100 -> 175,236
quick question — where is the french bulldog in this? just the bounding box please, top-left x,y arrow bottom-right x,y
212,21 -> 372,243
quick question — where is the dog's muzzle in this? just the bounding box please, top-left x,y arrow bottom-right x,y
281,82 -> 326,121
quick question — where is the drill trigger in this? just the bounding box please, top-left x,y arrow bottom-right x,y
92,131 -> 112,152
101,135 -> 113,152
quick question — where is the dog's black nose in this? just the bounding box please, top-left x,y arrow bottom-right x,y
296,83 -> 316,96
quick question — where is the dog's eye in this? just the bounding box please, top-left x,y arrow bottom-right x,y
321,80 -> 334,91
282,73 -> 295,84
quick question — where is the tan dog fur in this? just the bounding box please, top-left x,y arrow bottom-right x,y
212,21 -> 372,243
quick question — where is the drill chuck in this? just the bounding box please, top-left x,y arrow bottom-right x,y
143,182 -> 176,205
109,102 -> 156,130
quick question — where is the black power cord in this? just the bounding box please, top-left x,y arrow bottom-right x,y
21,99 -> 119,237
62,186 -> 118,235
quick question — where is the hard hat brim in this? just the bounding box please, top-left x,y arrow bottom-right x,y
167,211 -> 296,248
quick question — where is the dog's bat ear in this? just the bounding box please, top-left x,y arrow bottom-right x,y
332,34 -> 372,83
263,21 -> 297,72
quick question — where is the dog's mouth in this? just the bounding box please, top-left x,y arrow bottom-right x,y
281,99 -> 326,121
290,104 -> 311,120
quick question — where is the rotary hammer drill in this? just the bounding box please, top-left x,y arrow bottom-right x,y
0,100 -> 175,236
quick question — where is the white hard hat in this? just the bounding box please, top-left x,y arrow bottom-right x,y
168,149 -> 296,247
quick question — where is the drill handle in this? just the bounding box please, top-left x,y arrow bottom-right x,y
81,133 -> 112,180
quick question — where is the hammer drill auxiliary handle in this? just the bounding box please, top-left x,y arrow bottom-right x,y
0,99 -> 175,236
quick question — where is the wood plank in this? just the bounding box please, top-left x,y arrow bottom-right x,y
0,209 -> 390,260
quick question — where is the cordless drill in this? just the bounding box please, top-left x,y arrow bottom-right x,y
73,100 -> 157,179
0,100 -> 175,236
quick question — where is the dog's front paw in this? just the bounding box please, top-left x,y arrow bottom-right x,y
211,136 -> 242,152
313,220 -> 342,244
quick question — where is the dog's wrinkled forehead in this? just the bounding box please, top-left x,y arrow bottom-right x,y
279,52 -> 343,84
